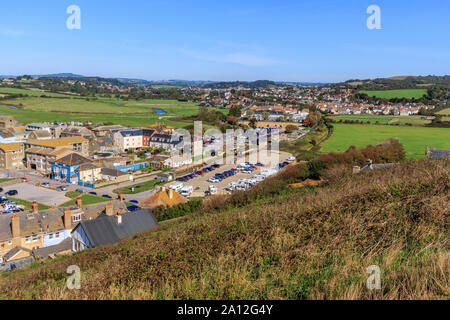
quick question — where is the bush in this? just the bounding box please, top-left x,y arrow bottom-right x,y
154,198 -> 203,222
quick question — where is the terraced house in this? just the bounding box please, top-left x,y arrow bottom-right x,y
113,128 -> 143,152
0,199 -> 128,270
0,143 -> 24,169
24,137 -> 89,173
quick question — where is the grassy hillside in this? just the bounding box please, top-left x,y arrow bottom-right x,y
0,158 -> 448,299
321,123 -> 450,158
359,89 -> 427,99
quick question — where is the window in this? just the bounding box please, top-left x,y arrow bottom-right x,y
8,240 -> 12,245
49,233 -> 53,239
72,214 -> 82,222
25,236 -> 31,243
32,235 -> 39,242
55,232 -> 60,238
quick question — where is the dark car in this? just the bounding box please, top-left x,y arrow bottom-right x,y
89,191 -> 97,196
0,188 -> 3,192
102,194 -> 112,199
75,188 -> 86,193
5,190 -> 18,196
129,200 -> 139,204
256,162 -> 264,166
202,168 -> 209,173
127,205 -> 140,211
212,164 -> 220,168
57,186 -> 67,191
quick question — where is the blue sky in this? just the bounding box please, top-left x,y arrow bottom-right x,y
0,0 -> 449,82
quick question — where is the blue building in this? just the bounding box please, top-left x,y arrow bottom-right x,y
50,153 -> 94,184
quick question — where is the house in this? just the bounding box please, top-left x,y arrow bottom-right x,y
0,199 -> 127,267
0,143 -> 24,169
0,116 -> 17,130
26,123 -> 62,138
50,153 -> 99,184
113,129 -> 143,152
60,126 -> 94,140
353,160 -> 395,174
100,167 -> 132,182
25,147 -> 73,173
27,130 -> 53,140
140,188 -> 188,210
156,172 -> 175,182
71,208 -> 158,251
142,129 -> 156,147
92,125 -> 127,137
426,147 -> 450,159
149,134 -> 183,152
24,137 -> 89,156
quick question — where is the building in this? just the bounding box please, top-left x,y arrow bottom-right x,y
113,129 -> 143,152
71,208 -> 158,251
50,153 -> 100,184
25,137 -> 89,155
0,143 -> 24,169
27,130 -> 53,140
156,172 -> 175,182
26,123 -> 62,138
0,200 -> 128,266
0,116 -> 17,130
92,125 -> 127,137
149,134 -> 183,152
142,129 -> 156,147
25,147 -> 73,173
60,126 -> 94,140
140,188 -> 188,210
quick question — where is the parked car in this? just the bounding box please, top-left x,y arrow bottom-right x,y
256,162 -> 264,166
102,194 -> 112,199
41,182 -> 50,187
76,188 -> 86,193
0,188 -> 3,193
20,177 -> 29,182
57,186 -> 67,191
287,156 -> 296,161
127,205 -> 140,211
89,191 -> 97,196
129,200 -> 139,204
5,190 -> 18,196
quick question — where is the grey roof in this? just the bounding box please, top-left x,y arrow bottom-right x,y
3,246 -> 23,262
32,237 -> 72,259
119,129 -> 143,137
430,149 -> 450,160
150,134 -> 181,144
361,163 -> 395,172
74,209 -> 159,248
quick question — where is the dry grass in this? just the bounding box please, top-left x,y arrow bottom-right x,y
0,159 -> 448,300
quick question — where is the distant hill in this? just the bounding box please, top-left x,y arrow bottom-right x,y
203,80 -> 277,89
344,75 -> 450,89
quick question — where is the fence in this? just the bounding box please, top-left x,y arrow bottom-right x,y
116,162 -> 149,172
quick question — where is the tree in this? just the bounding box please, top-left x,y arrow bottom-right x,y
228,105 -> 242,117
285,125 -> 298,133
249,118 -> 257,129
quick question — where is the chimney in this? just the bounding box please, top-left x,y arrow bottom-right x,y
352,166 -> 361,174
32,200 -> 39,214
64,208 -> 72,229
76,196 -> 82,208
161,186 -> 166,192
119,193 -> 124,201
116,212 -> 122,224
105,203 -> 114,216
11,215 -> 20,238
168,188 -> 174,200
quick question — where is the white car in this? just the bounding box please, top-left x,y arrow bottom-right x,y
287,156 -> 296,161
208,178 -> 220,183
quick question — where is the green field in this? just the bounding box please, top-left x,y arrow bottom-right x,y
328,114 -> 432,126
359,89 -> 427,99
321,123 -> 450,159
0,88 -> 74,97
436,108 -> 450,116
113,178 -> 162,195
59,195 -> 111,207
0,94 -> 225,128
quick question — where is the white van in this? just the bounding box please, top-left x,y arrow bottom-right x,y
180,185 -> 193,197
169,182 -> 183,192
209,185 -> 217,195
